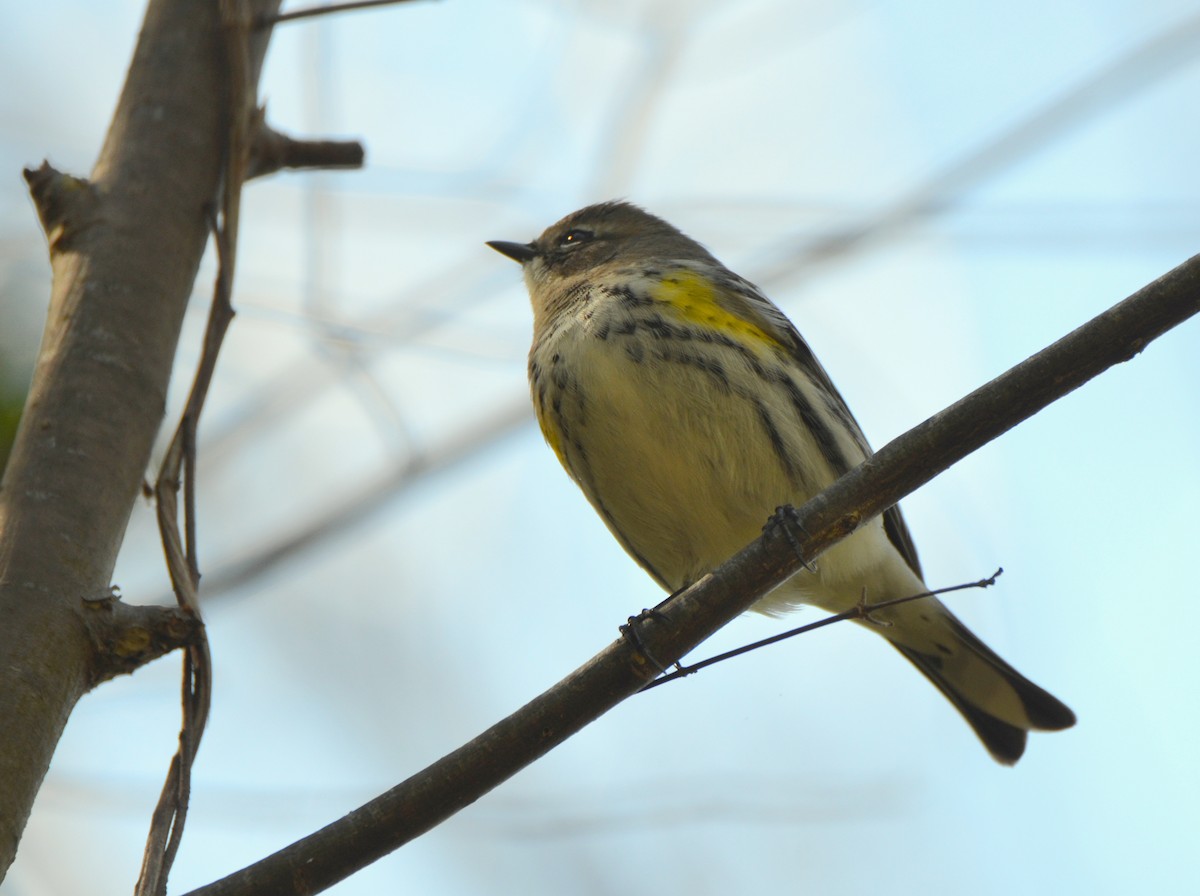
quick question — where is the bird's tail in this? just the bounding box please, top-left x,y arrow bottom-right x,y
868,591 -> 1075,764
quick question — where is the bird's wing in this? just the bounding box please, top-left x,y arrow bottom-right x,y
709,266 -> 925,579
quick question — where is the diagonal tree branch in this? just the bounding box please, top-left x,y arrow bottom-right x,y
185,257 -> 1199,896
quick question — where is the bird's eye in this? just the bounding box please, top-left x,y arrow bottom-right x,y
557,228 -> 594,247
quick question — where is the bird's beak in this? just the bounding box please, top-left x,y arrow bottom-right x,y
486,240 -> 538,263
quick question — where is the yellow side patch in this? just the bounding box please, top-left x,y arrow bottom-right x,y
534,403 -> 569,468
650,270 -> 780,348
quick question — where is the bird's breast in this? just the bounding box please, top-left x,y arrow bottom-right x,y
529,302 -> 853,591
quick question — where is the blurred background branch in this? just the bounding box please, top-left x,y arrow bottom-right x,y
2,1 -> 1198,894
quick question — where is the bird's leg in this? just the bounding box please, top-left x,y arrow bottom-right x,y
854,587 -> 893,628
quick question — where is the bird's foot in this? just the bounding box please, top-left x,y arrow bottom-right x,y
619,608 -> 677,675
764,505 -> 818,573
854,588 -> 893,628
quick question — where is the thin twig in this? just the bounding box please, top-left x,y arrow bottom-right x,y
183,415 -> 199,582
640,570 -> 1003,691
134,1 -> 255,893
263,0 -> 426,27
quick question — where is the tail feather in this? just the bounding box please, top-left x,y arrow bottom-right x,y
892,643 -> 1044,764
870,597 -> 1075,764
936,611 -> 1077,732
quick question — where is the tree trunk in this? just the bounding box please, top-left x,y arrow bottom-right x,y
0,0 -> 281,878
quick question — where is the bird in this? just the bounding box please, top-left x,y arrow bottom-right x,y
488,200 -> 1075,763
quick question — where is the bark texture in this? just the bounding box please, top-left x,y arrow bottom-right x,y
0,0 -> 281,877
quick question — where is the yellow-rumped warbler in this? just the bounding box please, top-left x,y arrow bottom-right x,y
488,200 -> 1074,763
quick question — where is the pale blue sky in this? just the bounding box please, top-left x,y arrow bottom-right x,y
3,1 -> 1199,894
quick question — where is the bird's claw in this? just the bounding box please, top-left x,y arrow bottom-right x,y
765,505 -> 818,573
620,608 -> 674,675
